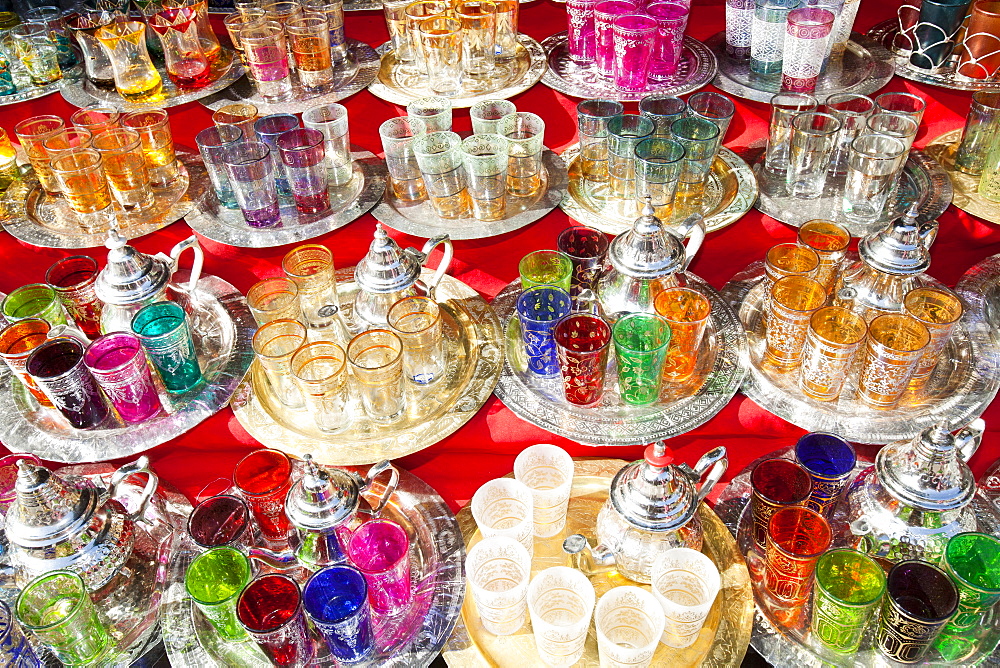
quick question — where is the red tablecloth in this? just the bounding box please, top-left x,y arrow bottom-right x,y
0,0 -> 998,512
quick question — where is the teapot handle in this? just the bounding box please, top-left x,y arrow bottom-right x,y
109,455 -> 159,522
361,460 -> 399,516
682,216 -> 706,271
419,235 -> 453,301
170,236 -> 204,294
692,446 -> 727,503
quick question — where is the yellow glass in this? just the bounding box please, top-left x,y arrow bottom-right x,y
96,21 -> 164,103
286,13 -> 334,90
92,128 -> 155,214
0,127 -> 17,190
121,109 -> 178,187
290,341 -> 352,433
212,103 -> 259,140
653,286 -> 712,383
857,314 -> 930,408
765,275 -> 828,370
764,242 -> 820,288
798,306 -> 867,401
70,105 -> 121,137
282,244 -> 341,331
14,115 -> 66,193
41,128 -> 92,163
797,219 -> 851,293
247,277 -> 301,325
902,286 -> 963,380
49,149 -> 114,232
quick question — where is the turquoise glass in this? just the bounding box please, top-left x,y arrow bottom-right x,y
131,301 -> 202,393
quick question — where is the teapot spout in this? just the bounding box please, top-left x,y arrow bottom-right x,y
562,534 -> 616,576
248,546 -> 298,570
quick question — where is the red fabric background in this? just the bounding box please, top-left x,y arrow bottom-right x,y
0,0 -> 998,511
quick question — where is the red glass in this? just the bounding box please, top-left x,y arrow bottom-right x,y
44,256 -> 103,340
763,506 -> 831,603
236,574 -> 313,666
187,494 -> 253,550
233,449 -> 293,541
553,314 -> 612,407
749,458 -> 812,552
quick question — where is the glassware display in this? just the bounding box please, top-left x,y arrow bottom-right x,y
811,549 -> 886,654
527,567 -> 595,667
302,103 -> 352,186
185,547 -> 253,641
15,570 -> 110,665
276,127 -> 330,214
281,243 -> 341,333
460,133 -> 508,221
346,329 -> 405,422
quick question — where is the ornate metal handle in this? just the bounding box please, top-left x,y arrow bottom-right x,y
109,455 -> 159,522
169,236 -> 204,294
692,446 -> 727,503
956,418 -> 986,462
675,214 -> 706,270
361,460 -> 399,517
418,235 -> 453,301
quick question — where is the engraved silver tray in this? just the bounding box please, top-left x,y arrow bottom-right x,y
198,39 -> 379,114
491,273 -> 748,446
185,149 -> 386,248
706,31 -> 894,104
540,31 -> 716,101
0,147 -> 208,249
720,261 -> 1000,445
754,147 -> 953,238
371,149 -> 566,240
955,252 -> 1000,349
161,461 -> 466,668
0,274 -> 256,463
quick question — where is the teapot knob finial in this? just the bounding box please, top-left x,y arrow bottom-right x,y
105,227 -> 127,250
640,196 -> 655,218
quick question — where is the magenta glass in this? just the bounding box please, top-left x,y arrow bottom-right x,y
275,128 -> 330,215
646,1 -> 690,81
553,313 -> 612,406
566,0 -> 599,63
347,519 -> 412,616
83,332 -> 162,424
44,255 -> 103,340
612,14 -> 658,92
595,0 -> 637,78
782,7 -> 835,93
236,574 -> 314,666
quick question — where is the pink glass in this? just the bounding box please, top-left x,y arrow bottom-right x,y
347,519 -> 412,615
275,128 -> 330,214
44,255 -> 103,340
781,7 -> 835,93
612,15 -> 658,91
553,313 -> 612,406
233,449 -> 293,541
83,332 -> 162,424
647,1 -> 690,81
236,574 -> 314,666
567,0 -> 599,63
595,0 -> 637,78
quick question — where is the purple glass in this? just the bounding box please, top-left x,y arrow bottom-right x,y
595,0 -> 637,78
556,226 -> 609,300
83,332 -> 162,424
612,14 -> 658,92
222,140 -> 281,229
276,128 -> 330,215
347,519 -> 412,616
566,0 -> 599,63
187,494 -> 255,550
647,1 -> 689,81
303,566 -> 375,664
254,113 -> 300,199
25,337 -> 110,430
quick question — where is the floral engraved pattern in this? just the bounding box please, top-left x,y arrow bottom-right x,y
781,23 -> 832,90
751,17 -> 786,68
726,4 -> 754,49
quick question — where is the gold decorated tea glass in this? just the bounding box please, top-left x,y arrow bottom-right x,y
763,242 -> 820,295
797,219 -> 850,293
49,149 -> 115,231
290,341 -> 352,434
653,286 -> 711,383
121,109 -> 178,187
798,306 -> 867,401
91,128 -> 155,213
765,275 -> 828,370
253,318 -> 307,409
346,329 -> 405,423
212,103 -> 259,140
246,277 -> 301,325
281,244 -> 341,333
387,296 -> 444,386
14,115 -> 66,193
856,313 -> 930,409
902,287 -> 963,382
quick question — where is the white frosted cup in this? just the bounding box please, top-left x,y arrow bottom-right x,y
471,478 -> 535,557
514,443 -> 574,538
595,586 -> 665,668
467,536 -> 531,636
527,566 -> 595,667
651,547 -> 721,648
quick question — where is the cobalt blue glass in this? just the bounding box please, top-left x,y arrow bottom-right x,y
0,600 -> 41,667
303,565 -> 375,664
516,285 -> 571,377
794,432 -> 856,517
910,0 -> 972,70
253,114 -> 300,200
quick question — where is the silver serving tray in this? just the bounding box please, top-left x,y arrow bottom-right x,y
491,273 -> 748,446
185,149 -> 386,248
955,252 -> 1000,349
705,31 -> 894,104
371,149 -> 566,240
0,274 -> 256,463
161,462 -> 466,668
0,57 -> 83,108
540,31 -> 716,101
720,261 -> 1000,445
198,39 -> 379,114
754,148 -> 953,238
0,147 -> 208,249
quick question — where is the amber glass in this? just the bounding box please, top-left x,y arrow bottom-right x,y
653,287 -> 711,383
121,109 -> 178,187
765,275 -> 828,370
763,243 -> 820,292
798,306 -> 867,401
212,103 -> 259,140
856,314 -> 930,408
902,286 -> 963,381
14,115 -> 66,193
796,220 -> 850,293
49,149 -> 113,217
957,1 -> 1000,79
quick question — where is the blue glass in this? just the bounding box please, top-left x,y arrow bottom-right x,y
0,600 -> 41,667
303,566 -> 375,664
794,432 -> 856,516
254,114 -> 300,200
131,301 -> 203,394
516,285 -> 571,377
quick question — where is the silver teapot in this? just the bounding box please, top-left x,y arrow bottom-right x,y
94,229 -> 203,334
564,443 -> 727,583
840,420 -> 984,565
596,200 -> 705,321
353,224 -> 452,328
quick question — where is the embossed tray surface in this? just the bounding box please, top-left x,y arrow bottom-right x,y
721,261 -> 1000,445
955,251 -> 1000,349
559,143 -> 757,235
443,458 -> 754,668
491,274 -> 748,446
924,129 -> 1000,226
162,461 -> 466,668
231,268 -> 504,466
0,274 -> 256,463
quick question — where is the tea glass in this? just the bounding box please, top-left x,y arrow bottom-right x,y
387,296 -> 444,385
131,301 -> 203,394
303,565 -> 375,664
749,457 -> 812,551
346,519 -> 413,615
763,506 -> 832,603
513,443 -> 574,537
595,586 -> 664,667
811,548 -> 885,653
84,332 -> 163,423
236,574 -> 313,665
15,570 -> 109,665
554,313 -> 612,407
516,285 -> 572,377
289,341 -> 352,434
346,329 -> 405,423
44,255 -> 103,339
253,318 -> 307,409
527,567 -> 595,666
233,448 -> 294,541
798,306 -> 867,401
185,547 -> 253,641
653,286 -> 711,383
246,277 -> 300,325
471,478 -> 534,556
651,547 -> 721,648
466,536 -> 531,635
856,313 -> 930,408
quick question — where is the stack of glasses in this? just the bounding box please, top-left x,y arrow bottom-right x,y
0,8 -> 77,95
380,96 -> 546,221
195,102 -> 354,226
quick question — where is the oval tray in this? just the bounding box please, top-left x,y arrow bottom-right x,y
558,142 -> 757,235
443,458 -> 754,668
539,32 -> 716,102
231,267 -> 504,466
367,34 -> 546,108
719,261 -> 1000,445
491,273 -> 748,446
955,251 -> 1000,350
0,273 -> 255,463
59,47 -> 245,112
371,149 -> 566,240
924,129 -> 1000,225
705,31 -> 894,104
186,149 -> 386,248
161,461 -> 466,668
198,39 -> 379,114
754,147 -> 953,238
0,146 -> 208,249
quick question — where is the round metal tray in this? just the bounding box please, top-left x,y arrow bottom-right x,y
0,57 -> 83,108
925,129 -> 1000,225
955,251 -> 1000,349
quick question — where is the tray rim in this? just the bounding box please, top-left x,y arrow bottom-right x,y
924,129 -> 1000,225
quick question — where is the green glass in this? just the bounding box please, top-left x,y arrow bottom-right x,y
669,116 -> 721,186
811,548 -> 886,654
185,546 -> 252,641
131,301 -> 203,393
518,250 -> 573,292
612,312 -> 671,405
16,570 -> 110,665
934,532 -> 1000,661
1,284 -> 68,326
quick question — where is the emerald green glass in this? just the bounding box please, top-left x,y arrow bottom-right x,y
131,301 -> 203,393
518,250 -> 573,293
612,312 -> 671,405
1,284 -> 69,327
15,570 -> 110,665
811,548 -> 886,654
185,546 -> 252,641
934,532 -> 1000,661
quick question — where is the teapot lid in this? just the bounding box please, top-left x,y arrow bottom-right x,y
284,455 -> 360,531
4,460 -> 99,548
354,224 -> 421,295
858,204 -> 934,276
94,228 -> 171,306
606,201 -> 689,279
876,422 -> 977,512
608,442 -> 698,532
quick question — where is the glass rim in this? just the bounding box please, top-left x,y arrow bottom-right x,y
794,431 -> 856,476
850,132 -> 906,158
809,306 -> 867,346
237,573 -> 303,633
635,136 -> 685,162
688,91 -> 737,118
379,116 -> 427,140
814,548 -> 886,607
223,140 -> 270,166
284,12 -> 328,29
213,103 -> 259,123
121,109 -> 169,130
50,148 -> 103,173
823,93 -> 876,115
2,283 -> 58,318
387,296 -> 441,335
0,317 -> 50,357
233,448 -> 292,496
346,329 -> 403,370
454,0 -> 498,14
45,255 -> 99,291
83,332 -> 144,374
770,275 -> 827,312
92,127 -> 143,153
42,128 -> 92,152
945,532 -> 1000,594
769,92 -> 819,111
798,219 -> 851,252
290,341 -> 346,382
253,318 -> 308,359
885,560 -> 959,623
281,244 -> 333,280
254,114 -> 300,139
131,301 -> 187,340
638,94 -> 686,117
972,89 -> 1000,108
556,225 -> 609,259
196,124 -> 242,149
185,546 -> 252,605
766,242 -> 820,271
791,112 -> 842,135
577,98 -> 625,120
14,115 -> 64,140
750,458 -> 812,504
187,493 -> 250,548
303,565 -> 368,623
902,286 -> 964,325
275,127 -> 325,153
302,103 -> 348,127
874,91 -> 927,113
247,276 -> 299,308
768,506 -> 831,558
669,116 -> 720,142
16,569 -> 87,631
867,313 -> 930,351
418,14 -> 460,32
